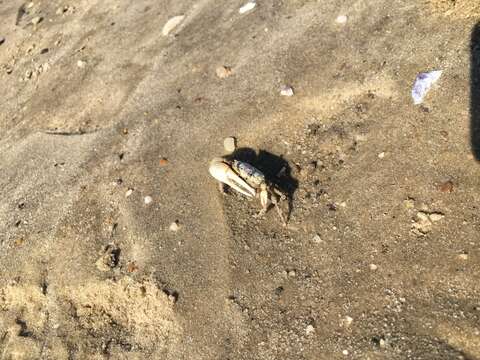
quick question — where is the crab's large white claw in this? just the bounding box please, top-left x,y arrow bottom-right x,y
209,158 -> 256,197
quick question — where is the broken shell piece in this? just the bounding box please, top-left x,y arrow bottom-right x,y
239,1 -> 256,14
280,85 -> 294,97
162,15 -> 185,36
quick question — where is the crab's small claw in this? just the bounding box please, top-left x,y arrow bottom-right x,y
209,158 -> 256,197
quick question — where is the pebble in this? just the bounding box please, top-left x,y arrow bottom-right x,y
162,15 -> 185,36
312,234 -> 322,243
280,85 -> 294,97
125,188 -> 133,197
77,60 -> 86,68
159,158 -> 169,166
223,137 -> 236,153
369,264 -> 378,271
31,16 -> 43,25
412,211 -> 432,234
288,270 -> 296,277
342,350 -> 349,356
305,324 -> 315,335
417,211 -> 430,222
216,66 -> 232,79
458,253 -> 469,260
438,180 -> 454,193
239,1 -> 256,14
344,316 -> 353,326
56,6 -> 70,15
378,152 -> 385,159
429,213 -> 444,222
169,221 -> 180,232
336,15 -> 348,24
0,37 -> 5,46
403,198 -> 415,209
144,196 -> 153,204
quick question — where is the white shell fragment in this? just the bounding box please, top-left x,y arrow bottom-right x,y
239,1 -> 256,14
144,196 -> 153,204
280,85 -> 294,97
336,15 -> 348,24
411,70 -> 442,105
162,15 -> 185,36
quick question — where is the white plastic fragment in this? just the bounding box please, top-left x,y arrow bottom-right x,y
162,15 -> 185,36
239,1 -> 256,14
411,70 -> 442,105
336,15 -> 348,24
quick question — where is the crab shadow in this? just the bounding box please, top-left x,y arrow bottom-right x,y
225,147 -> 298,220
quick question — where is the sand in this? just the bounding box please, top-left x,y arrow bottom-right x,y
1,0 -> 480,358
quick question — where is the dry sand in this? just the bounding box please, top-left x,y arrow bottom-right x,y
0,0 -> 480,359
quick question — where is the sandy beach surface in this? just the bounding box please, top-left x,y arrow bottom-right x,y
1,0 -> 480,358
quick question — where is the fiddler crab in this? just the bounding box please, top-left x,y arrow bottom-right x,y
209,155 -> 288,226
